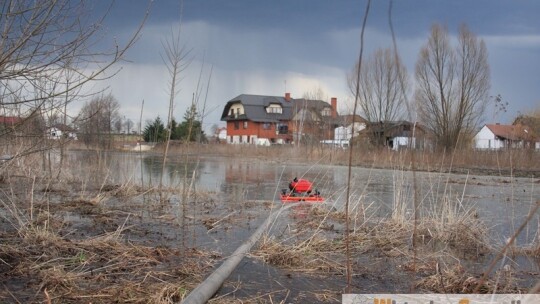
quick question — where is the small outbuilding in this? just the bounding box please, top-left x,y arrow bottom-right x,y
47,124 -> 78,140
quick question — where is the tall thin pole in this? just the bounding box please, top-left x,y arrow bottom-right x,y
345,0 -> 371,293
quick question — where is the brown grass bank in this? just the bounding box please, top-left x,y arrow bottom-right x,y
98,142 -> 540,178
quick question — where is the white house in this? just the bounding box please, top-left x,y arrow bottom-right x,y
326,122 -> 366,148
334,122 -> 366,141
47,124 -> 77,140
215,127 -> 227,142
474,124 -> 537,150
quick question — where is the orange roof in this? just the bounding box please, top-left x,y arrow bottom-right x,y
486,124 -> 535,141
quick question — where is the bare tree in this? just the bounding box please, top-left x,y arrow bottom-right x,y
159,2 -> 191,200
302,86 -> 327,101
76,93 -> 120,148
125,118 -> 134,134
114,117 -> 123,133
348,48 -> 409,124
348,47 -> 409,146
0,0 -> 147,158
293,86 -> 329,147
414,24 -> 490,150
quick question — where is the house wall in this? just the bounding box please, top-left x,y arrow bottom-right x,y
334,126 -> 349,141
48,128 -> 63,139
391,137 -> 415,151
292,123 -> 333,141
226,120 -> 292,144
474,126 -> 504,149
290,108 -> 335,141
218,129 -> 227,140
334,123 -> 366,141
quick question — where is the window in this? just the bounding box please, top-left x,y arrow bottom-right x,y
321,108 -> 331,116
263,122 -> 271,130
230,109 -> 235,116
266,104 -> 283,114
243,121 -> 248,129
277,123 -> 288,134
234,121 -> 239,130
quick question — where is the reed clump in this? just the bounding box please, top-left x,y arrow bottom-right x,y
252,191 -> 494,292
253,235 -> 344,275
415,264 -> 522,293
0,171 -> 223,303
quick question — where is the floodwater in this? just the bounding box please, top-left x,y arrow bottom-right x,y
62,150 -> 539,299
66,150 -> 539,245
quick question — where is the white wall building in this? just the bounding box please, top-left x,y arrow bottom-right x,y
47,124 -> 77,140
474,124 -> 537,150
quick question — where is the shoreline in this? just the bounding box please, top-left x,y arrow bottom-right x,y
66,143 -> 540,178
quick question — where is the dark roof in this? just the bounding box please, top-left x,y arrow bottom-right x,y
362,120 -> 428,137
292,98 -> 339,122
337,114 -> 367,126
221,94 -> 295,122
292,99 -> 331,113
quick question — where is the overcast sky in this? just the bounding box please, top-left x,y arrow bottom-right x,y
82,0 -> 540,131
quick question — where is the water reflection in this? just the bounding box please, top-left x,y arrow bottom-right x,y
140,156 -> 202,187
64,151 -> 539,244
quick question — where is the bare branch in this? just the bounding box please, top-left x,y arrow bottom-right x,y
414,23 -> 490,150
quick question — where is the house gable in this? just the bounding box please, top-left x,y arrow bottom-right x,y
291,99 -> 333,122
227,102 -> 245,117
486,124 -> 535,142
475,123 -> 537,149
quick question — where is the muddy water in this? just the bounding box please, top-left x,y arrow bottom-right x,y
66,150 -> 539,245
62,151 -> 539,300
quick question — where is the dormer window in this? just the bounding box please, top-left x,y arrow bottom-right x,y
228,102 -> 244,118
321,108 -> 331,116
266,104 -> 282,114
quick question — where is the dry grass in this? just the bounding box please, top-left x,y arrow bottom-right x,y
0,171 -> 223,303
1,144 -> 538,299
251,190 -> 497,293
148,143 -> 540,177
415,263 -> 523,293
0,210 -> 217,303
252,235 -> 345,275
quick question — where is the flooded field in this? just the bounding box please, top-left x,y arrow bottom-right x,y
1,150 -> 539,303
71,151 -> 539,244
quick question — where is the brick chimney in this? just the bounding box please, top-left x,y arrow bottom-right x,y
331,97 -> 337,118
285,92 -> 291,101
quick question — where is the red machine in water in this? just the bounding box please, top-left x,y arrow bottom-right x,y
280,177 -> 324,203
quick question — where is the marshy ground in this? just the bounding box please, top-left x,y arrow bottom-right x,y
0,147 -> 539,303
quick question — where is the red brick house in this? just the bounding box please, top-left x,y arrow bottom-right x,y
220,93 -> 339,145
0,116 -> 21,128
0,116 -> 23,136
221,94 -> 294,145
